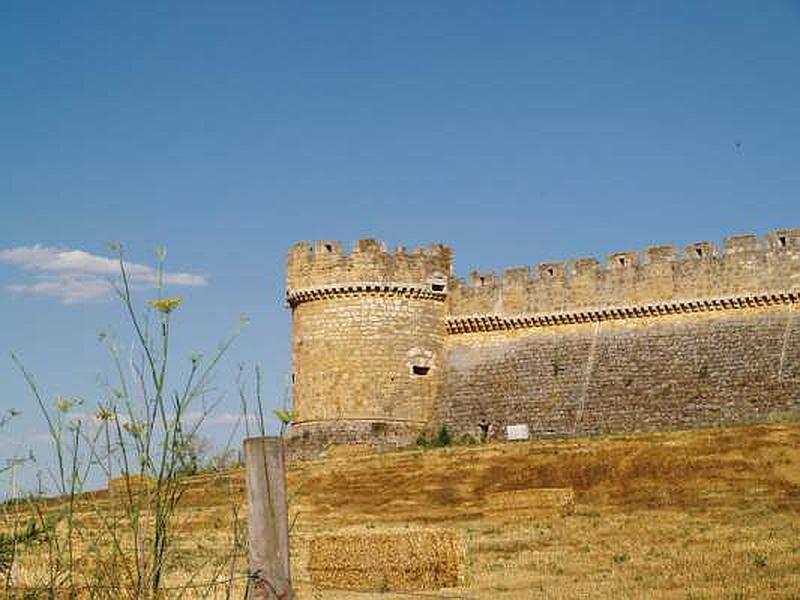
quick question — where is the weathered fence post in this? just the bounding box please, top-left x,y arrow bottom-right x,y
244,437 -> 292,599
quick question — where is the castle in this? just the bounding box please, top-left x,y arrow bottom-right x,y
285,229 -> 800,457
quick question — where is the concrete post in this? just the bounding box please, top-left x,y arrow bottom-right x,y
244,437 -> 292,599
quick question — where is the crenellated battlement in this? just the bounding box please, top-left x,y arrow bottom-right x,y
448,228 -> 800,317
287,238 -> 453,294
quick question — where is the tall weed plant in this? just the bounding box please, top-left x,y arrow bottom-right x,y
3,244 -> 257,598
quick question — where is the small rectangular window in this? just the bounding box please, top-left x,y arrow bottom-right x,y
412,365 -> 430,376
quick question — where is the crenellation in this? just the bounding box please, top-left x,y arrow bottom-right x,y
768,228 -> 800,251
639,246 -> 677,301
445,274 -> 496,315
288,240 -> 314,267
446,229 -> 800,317
286,238 -> 453,292
684,240 -> 716,260
537,262 -> 567,280
471,271 -> 499,287
501,267 -> 530,314
355,238 -> 387,254
567,258 -> 600,310
645,245 -> 676,264
290,230 -> 800,315
315,239 -> 344,257
573,257 -> 601,274
502,266 -> 530,286
286,241 -> 314,288
607,251 -> 639,269
723,233 -> 762,254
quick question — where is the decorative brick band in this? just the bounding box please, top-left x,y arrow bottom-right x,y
446,290 -> 800,334
287,282 -> 448,307
292,417 -> 427,426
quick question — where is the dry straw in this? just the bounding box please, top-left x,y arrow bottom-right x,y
485,487 -> 575,519
308,527 -> 465,591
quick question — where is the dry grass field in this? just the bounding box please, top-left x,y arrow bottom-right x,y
4,421 -> 800,598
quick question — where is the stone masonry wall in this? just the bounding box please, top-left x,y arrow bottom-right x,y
290,294 -> 447,425
286,421 -> 425,460
441,306 -> 800,440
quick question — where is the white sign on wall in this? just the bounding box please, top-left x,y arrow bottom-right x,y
506,424 -> 530,441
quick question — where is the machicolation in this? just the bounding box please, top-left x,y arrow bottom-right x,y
285,229 -> 800,458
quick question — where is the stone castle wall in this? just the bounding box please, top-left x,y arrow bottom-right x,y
285,229 -> 800,456
441,305 -> 800,441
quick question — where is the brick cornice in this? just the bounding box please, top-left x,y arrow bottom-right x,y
291,417 -> 427,426
446,290 -> 800,334
286,282 -> 447,307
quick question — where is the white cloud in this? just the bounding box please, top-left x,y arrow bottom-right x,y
0,245 -> 207,304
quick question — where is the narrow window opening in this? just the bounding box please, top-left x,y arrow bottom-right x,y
695,248 -> 703,257
324,244 -> 333,252
432,283 -> 445,292
412,365 -> 430,376
779,236 -> 787,248
291,373 -> 296,384
479,276 -> 485,286
618,257 -> 626,266
547,268 -> 554,276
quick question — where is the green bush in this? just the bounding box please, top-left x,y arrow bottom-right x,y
415,425 -> 454,449
434,425 -> 452,447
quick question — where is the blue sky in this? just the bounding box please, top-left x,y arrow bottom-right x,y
1,1 -> 799,487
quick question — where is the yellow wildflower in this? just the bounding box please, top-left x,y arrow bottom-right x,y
55,396 -> 80,412
149,296 -> 183,314
123,421 -> 146,437
95,407 -> 114,421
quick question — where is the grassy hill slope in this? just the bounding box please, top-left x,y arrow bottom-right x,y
5,422 -> 800,598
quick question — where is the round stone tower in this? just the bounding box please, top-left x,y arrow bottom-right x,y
285,238 -> 452,456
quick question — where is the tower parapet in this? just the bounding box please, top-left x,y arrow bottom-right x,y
287,239 -> 452,294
